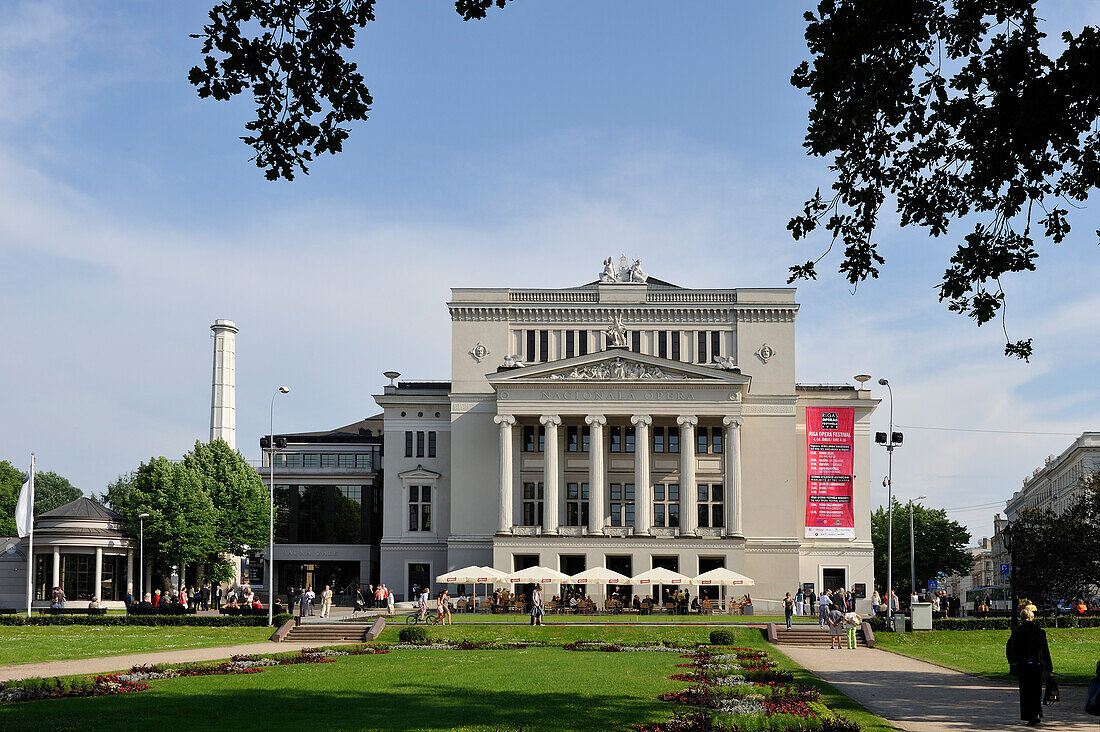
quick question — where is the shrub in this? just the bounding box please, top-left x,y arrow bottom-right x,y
866,615 -> 1100,631
708,630 -> 736,645
0,614 -> 292,628
398,626 -> 428,644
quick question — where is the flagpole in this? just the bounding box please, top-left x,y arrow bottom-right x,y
25,453 -> 35,618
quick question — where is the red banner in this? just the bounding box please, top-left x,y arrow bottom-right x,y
804,406 -> 855,538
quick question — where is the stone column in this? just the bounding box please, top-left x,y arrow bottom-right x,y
94,547 -> 103,602
126,550 -> 134,596
52,546 -> 60,591
678,415 -> 699,536
631,415 -> 652,535
540,415 -> 562,534
585,415 -> 607,534
494,415 -> 517,534
723,416 -> 744,537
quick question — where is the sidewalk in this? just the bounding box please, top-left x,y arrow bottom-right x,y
0,640 -> 340,684
779,645 -> 1096,731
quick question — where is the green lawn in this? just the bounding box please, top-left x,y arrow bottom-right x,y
0,647 -> 683,731
874,628 -> 1100,684
436,612 -> 817,624
0,626 -> 275,666
378,622 -> 722,646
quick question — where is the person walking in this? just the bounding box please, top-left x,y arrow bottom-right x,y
386,586 -> 395,615
1006,607 -> 1054,726
297,589 -> 309,618
783,592 -> 795,630
1085,660 -> 1100,718
530,585 -> 544,626
305,586 -> 316,615
871,590 -> 881,615
807,589 -> 817,616
438,590 -> 452,625
320,585 -> 333,618
794,588 -> 803,617
818,590 -> 832,627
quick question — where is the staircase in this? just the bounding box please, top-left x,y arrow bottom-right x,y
767,622 -> 872,648
279,617 -> 386,645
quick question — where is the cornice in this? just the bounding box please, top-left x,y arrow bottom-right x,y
447,305 -> 796,325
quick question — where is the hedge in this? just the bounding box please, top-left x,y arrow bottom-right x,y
0,613 -> 293,627
866,615 -> 1100,631
398,627 -> 428,644
708,629 -> 737,645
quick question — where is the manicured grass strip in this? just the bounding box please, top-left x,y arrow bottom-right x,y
0,626 -> 275,666
376,622 -> 719,646
431,613 -> 817,624
874,628 -> 1100,685
0,648 -> 684,731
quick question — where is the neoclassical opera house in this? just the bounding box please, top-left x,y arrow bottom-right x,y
374,258 -> 880,610
0,499 -> 135,609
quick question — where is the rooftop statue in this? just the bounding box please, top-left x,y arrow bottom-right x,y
604,314 -> 629,348
599,254 -> 648,284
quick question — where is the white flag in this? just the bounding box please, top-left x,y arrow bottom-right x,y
15,476 -> 32,538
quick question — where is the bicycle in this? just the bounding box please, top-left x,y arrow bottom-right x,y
405,609 -> 443,625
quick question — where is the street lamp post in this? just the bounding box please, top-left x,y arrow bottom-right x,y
1002,522 -> 1017,629
268,386 -> 290,626
138,513 -> 150,600
909,495 -> 927,599
876,378 -> 903,629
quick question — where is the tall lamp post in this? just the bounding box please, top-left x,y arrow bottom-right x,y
268,386 -> 290,626
1002,522 -> 1017,629
876,378 -> 903,628
909,494 -> 926,598
138,513 -> 150,600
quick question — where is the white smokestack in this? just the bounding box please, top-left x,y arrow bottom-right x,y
209,319 -> 238,449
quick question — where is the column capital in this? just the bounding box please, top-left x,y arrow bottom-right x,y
494,414 -> 516,427
722,415 -> 744,428
539,414 -> 562,427
630,414 -> 652,427
676,415 -> 698,427
585,414 -> 607,427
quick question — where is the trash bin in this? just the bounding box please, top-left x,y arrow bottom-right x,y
910,602 -> 933,631
891,612 -> 909,631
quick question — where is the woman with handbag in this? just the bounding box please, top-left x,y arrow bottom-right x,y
1006,608 -> 1054,727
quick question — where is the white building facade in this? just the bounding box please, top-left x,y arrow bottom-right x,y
1005,432 -> 1100,519
375,261 -> 879,610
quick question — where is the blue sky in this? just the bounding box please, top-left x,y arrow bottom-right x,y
2,1 -> 1098,541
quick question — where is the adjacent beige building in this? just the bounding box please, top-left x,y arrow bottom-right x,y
375,260 -> 879,610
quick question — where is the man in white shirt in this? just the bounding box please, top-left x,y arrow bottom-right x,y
818,591 -> 832,627
418,588 -> 430,620
305,586 -> 316,616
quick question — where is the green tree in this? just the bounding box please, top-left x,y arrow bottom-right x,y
181,440 -> 270,555
107,457 -> 218,574
0,460 -> 24,536
33,471 -> 82,515
871,498 -> 972,595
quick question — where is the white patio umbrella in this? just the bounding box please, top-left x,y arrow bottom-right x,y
568,566 -> 631,603
690,567 -> 756,610
631,566 -> 692,604
505,565 -> 570,584
435,565 -> 506,608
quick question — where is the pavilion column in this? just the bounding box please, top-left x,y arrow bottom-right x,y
126,549 -> 134,596
723,416 -> 744,537
494,414 -> 516,534
540,415 -> 562,534
678,415 -> 699,536
94,547 -> 103,602
631,415 -> 652,535
585,415 -> 607,534
52,546 -> 60,591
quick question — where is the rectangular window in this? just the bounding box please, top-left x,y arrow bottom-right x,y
581,426 -> 590,452
653,483 -> 680,528
297,485 -> 326,542
321,454 -> 336,468
409,485 -> 432,532
285,453 -> 301,468
578,330 -> 588,356
658,330 -> 668,358
416,431 -> 425,458
712,428 -> 722,454
538,426 -> 545,452
653,427 -> 665,453
625,426 -> 636,453
566,482 -> 589,526
698,331 -> 708,363
523,425 -> 536,452
338,454 -> 355,468
631,330 -> 641,352
275,454 -> 287,468
303,454 -> 320,468
668,430 -> 680,453
522,482 -> 544,527
711,331 -> 721,359
405,431 -> 413,458
609,426 -> 622,453
355,453 -> 371,470
335,485 -> 362,543
567,426 -> 579,452
609,483 -> 635,527
672,333 -> 681,361
698,430 -> 709,455
60,554 -> 94,602
566,330 -> 575,358
697,484 -> 723,528
428,431 -> 437,458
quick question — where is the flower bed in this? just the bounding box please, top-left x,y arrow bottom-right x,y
644,646 -> 860,731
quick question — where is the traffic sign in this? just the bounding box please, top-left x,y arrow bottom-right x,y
1000,563 -> 1010,575
927,579 -> 938,590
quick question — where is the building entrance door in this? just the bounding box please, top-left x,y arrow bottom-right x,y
605,555 -> 633,601
407,563 -> 430,603
697,557 -> 725,601
822,567 -> 846,593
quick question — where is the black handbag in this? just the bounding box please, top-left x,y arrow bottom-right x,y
1043,672 -> 1060,705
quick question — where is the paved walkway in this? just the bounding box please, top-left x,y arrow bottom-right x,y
0,640 -> 343,684
779,645 -> 1097,731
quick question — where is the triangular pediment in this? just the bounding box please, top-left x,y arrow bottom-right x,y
487,349 -> 750,386
397,465 -> 442,481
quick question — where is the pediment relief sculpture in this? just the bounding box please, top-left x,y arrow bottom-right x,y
548,357 -> 672,381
